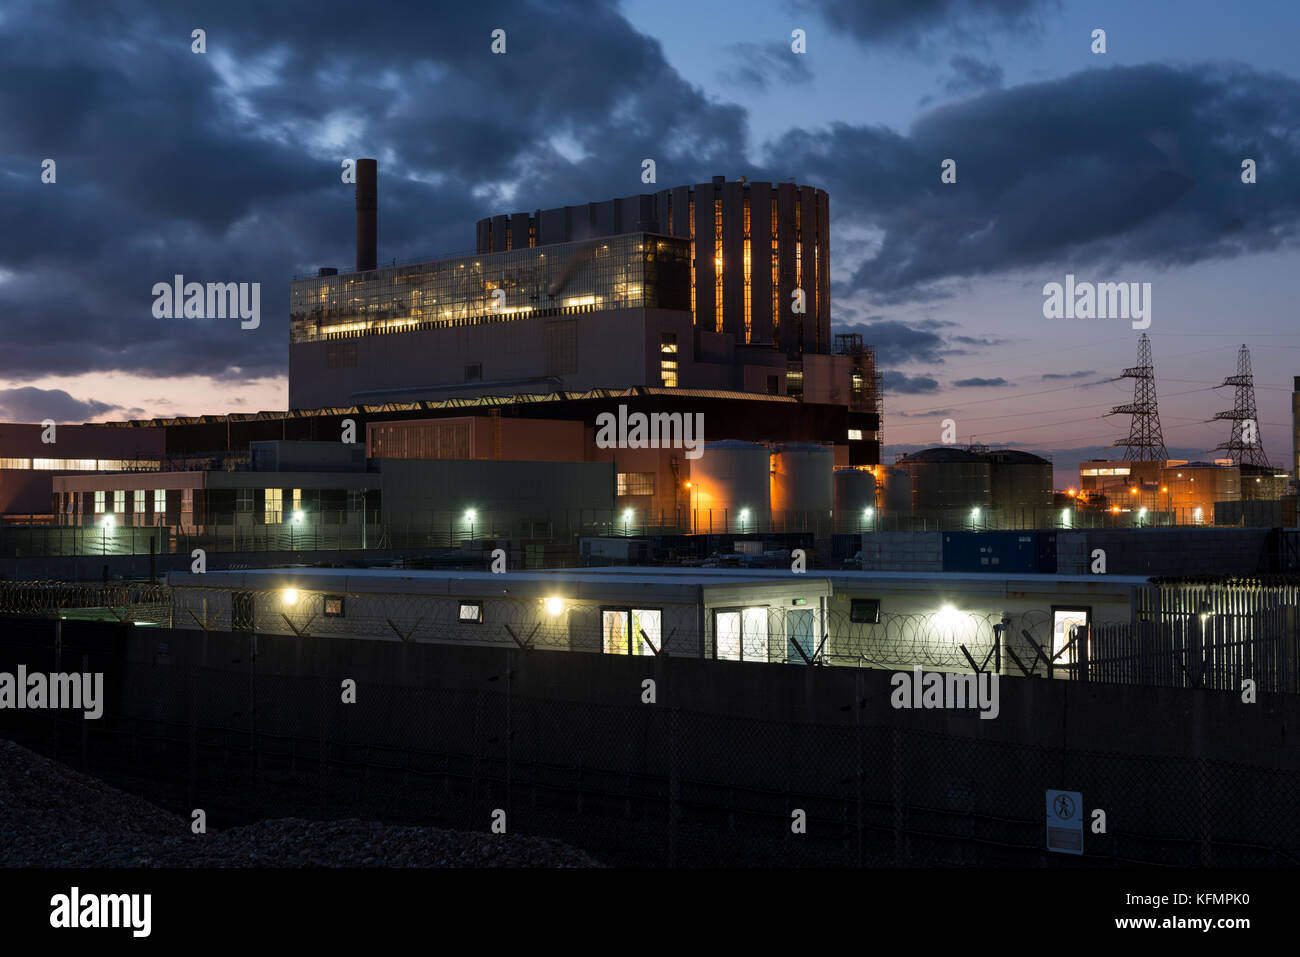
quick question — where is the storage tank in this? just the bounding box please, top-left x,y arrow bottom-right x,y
896,447 -> 991,512
834,467 -> 877,515
771,442 -> 834,512
984,449 -> 1053,510
882,467 -> 912,514
1239,463 -> 1289,501
688,440 -> 771,532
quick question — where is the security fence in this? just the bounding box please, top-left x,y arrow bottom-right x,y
1,620 -> 1296,867
4,500 -> 1293,559
4,580 -> 1298,692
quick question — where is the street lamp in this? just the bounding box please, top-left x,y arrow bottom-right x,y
101,514 -> 114,556
465,508 -> 476,540
623,507 -> 634,536
739,507 -> 750,533
291,509 -> 303,550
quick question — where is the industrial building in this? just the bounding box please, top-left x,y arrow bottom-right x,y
476,176 -> 831,358
1077,457 -> 1290,524
288,165 -> 874,430
168,566 -> 833,662
49,440 -> 614,554
164,564 -> 1149,672
0,423 -> 164,518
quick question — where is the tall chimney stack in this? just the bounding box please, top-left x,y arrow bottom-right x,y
356,158 -> 377,272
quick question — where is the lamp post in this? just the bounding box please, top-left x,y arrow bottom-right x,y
465,508 -> 476,542
291,509 -> 303,550
101,514 -> 114,557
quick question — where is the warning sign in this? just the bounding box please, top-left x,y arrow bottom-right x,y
1046,789 -> 1084,855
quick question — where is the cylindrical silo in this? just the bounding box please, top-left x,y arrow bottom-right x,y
984,449 -> 1053,511
834,467 -> 877,532
770,442 -> 834,518
882,467 -> 912,514
688,440 -> 772,532
834,467 -> 877,514
897,448 -> 991,512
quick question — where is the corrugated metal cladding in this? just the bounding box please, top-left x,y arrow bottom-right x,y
475,178 -> 830,359
368,420 -> 472,459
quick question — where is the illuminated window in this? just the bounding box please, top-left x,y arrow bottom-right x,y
325,596 -> 346,618
93,491 -> 105,513
787,369 -> 804,400
743,198 -> 752,342
714,198 -> 723,333
617,472 -> 657,496
660,333 -> 678,387
771,196 -> 780,342
133,490 -> 145,513
848,429 -> 863,441
153,489 -> 165,513
459,601 -> 482,623
689,200 -> 696,323
0,458 -> 31,469
602,608 -> 662,656
715,607 -> 769,661
113,490 -> 125,513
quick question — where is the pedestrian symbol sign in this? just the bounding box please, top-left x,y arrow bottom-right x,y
1046,788 -> 1084,854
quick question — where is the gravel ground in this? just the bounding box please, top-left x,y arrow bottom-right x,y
0,739 -> 603,867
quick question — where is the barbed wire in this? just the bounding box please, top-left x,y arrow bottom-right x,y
3,580 -> 1296,691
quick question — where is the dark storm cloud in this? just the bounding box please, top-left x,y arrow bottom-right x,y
942,55 -> 1003,94
881,370 -> 940,394
0,387 -> 122,423
767,63 -> 1300,301
792,0 -> 1053,49
0,0 -> 747,384
952,376 -> 1008,387
833,319 -> 949,364
720,41 -> 813,91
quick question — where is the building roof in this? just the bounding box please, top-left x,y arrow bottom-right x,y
166,565 -> 1149,599
899,447 -> 986,464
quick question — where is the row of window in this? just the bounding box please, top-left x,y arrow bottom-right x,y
86,489 -> 169,513
67,488 -> 362,519
272,594 -> 883,655
1,458 -> 162,471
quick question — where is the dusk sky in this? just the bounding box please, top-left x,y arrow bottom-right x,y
2,0 -> 1299,483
